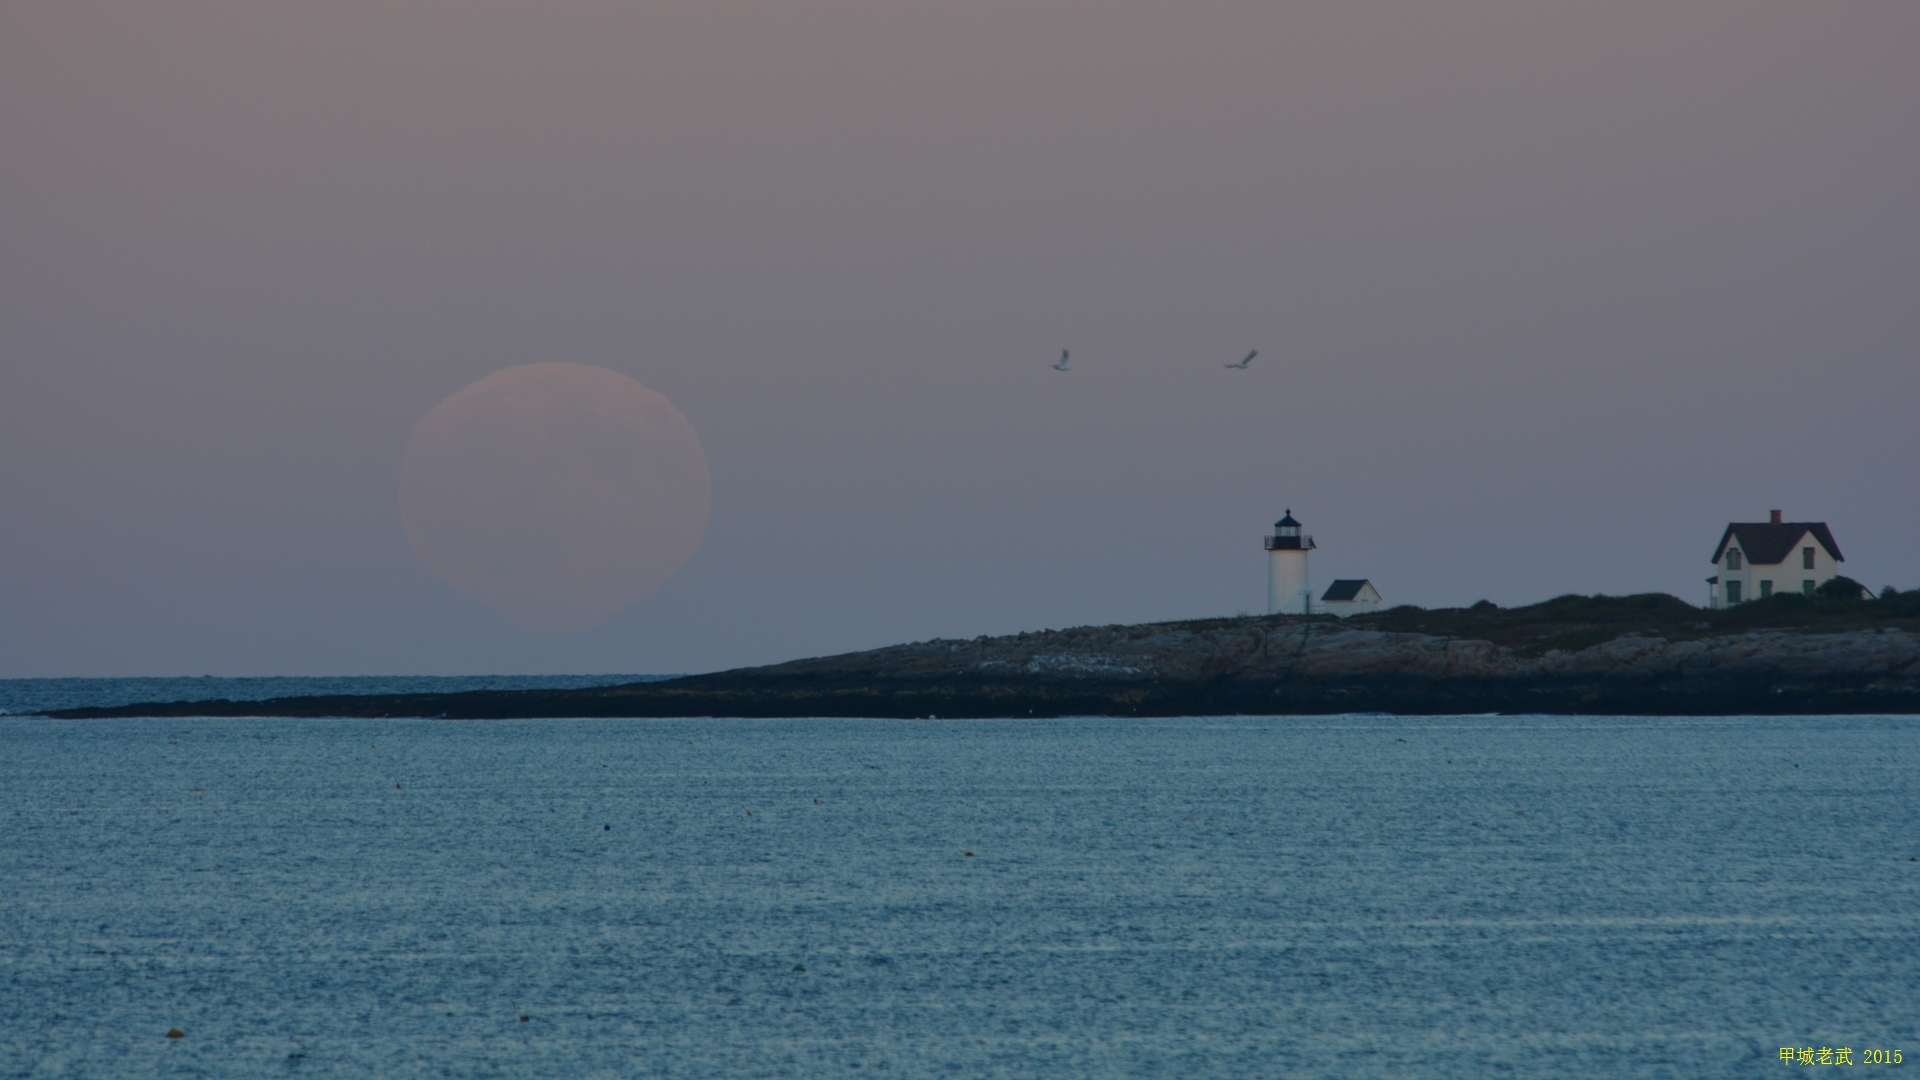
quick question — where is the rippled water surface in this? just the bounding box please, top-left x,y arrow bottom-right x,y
3,715 -> 1915,1078
0,675 -> 669,718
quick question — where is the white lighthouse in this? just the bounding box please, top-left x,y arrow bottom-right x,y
1264,509 -> 1315,615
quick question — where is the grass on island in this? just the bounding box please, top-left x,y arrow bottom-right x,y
1154,581 -> 1920,657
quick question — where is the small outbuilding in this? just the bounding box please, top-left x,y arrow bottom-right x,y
1708,510 -> 1844,608
1321,579 -> 1382,618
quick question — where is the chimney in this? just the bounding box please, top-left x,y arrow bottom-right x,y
1770,509 -> 1782,524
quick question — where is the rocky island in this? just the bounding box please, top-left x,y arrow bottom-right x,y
51,590 -> 1920,719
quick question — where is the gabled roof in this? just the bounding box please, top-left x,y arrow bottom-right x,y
1321,579 -> 1376,602
1711,522 -> 1843,565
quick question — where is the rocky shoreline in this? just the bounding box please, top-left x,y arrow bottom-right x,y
48,593 -> 1920,718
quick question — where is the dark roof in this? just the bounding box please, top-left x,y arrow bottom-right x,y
1321,579 -> 1373,602
1710,522 -> 1843,565
1275,511 -> 1301,528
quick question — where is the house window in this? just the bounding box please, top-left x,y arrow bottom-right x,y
1803,546 -> 1815,569
1759,580 -> 1773,598
1803,580 -> 1815,596
1727,549 -> 1743,570
1726,580 -> 1742,604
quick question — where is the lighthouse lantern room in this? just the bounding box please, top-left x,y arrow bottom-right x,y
1264,510 -> 1316,615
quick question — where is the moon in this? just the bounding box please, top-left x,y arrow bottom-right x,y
398,363 -> 712,633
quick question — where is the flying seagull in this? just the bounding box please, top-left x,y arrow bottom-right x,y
1225,350 -> 1256,369
1052,349 -> 1071,371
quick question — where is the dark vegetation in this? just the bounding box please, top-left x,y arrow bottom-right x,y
1157,587 -> 1920,659
1350,585 -> 1919,656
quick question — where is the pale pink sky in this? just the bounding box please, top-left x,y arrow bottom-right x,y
3,2 -> 1916,675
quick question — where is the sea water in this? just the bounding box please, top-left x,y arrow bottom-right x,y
0,675 -> 669,718
1,714 -> 1914,1078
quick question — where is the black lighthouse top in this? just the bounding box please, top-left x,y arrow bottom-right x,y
1265,509 -> 1314,551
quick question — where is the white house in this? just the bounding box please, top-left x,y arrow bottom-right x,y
1321,579 -> 1382,618
1708,510 -> 1844,609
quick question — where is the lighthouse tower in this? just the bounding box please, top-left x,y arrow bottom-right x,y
1264,510 -> 1315,615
